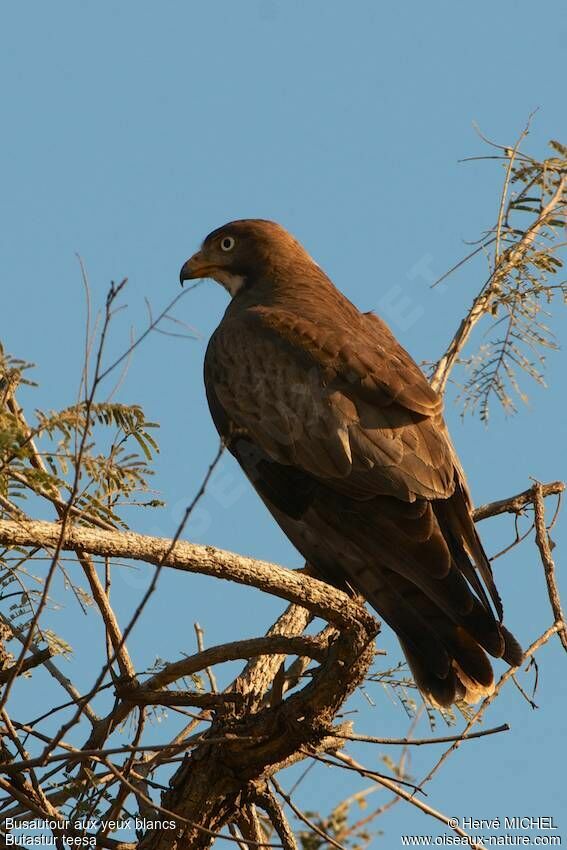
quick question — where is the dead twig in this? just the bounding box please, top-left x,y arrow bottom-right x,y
334,722 -> 510,747
532,483 -> 567,652
473,480 -> 565,522
271,777 -> 347,850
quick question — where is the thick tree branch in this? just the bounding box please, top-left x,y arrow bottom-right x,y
0,508 -> 378,847
0,519 -> 374,632
139,619 -> 377,849
233,605 -> 314,712
255,787 -> 298,850
144,634 -> 329,692
117,687 -> 245,709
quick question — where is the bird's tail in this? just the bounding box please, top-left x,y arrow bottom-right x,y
401,624 -> 522,708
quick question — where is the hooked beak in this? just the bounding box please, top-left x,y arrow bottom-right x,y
179,251 -> 219,285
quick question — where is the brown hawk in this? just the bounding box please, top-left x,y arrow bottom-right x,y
180,219 -> 522,707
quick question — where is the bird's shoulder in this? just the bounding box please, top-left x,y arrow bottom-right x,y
206,301 -> 442,419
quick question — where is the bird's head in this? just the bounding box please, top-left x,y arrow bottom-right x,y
179,219 -> 315,298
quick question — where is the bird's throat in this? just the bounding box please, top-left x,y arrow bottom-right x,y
213,269 -> 247,297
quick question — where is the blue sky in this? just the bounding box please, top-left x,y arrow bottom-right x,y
1,1 -> 566,845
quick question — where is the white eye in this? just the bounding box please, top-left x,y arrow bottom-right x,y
220,236 -> 235,252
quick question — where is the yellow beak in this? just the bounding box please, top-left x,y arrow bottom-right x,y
179,251 -> 219,285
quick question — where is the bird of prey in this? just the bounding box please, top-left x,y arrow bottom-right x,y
180,219 -> 522,707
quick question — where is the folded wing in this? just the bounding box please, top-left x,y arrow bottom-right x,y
204,305 -> 522,705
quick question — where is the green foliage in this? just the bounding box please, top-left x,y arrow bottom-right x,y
0,345 -> 36,394
367,660 -> 419,718
0,353 -> 161,529
297,802 -> 375,850
0,343 -> 162,656
457,139 -> 566,420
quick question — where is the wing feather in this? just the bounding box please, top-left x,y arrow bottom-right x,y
203,297 -> 521,706
206,308 -> 452,499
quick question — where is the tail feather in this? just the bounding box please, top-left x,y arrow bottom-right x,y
363,570 -> 517,708
501,625 -> 524,667
401,641 -> 465,708
402,626 -> 497,708
434,484 -> 503,621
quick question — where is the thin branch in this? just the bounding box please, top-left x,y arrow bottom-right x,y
0,283 -> 128,713
0,614 -> 98,726
228,824 -> 250,850
271,777 -> 347,850
194,622 -> 217,694
0,710 -> 44,803
430,172 -> 566,394
3,470 -> 117,530
430,240 -> 495,289
97,285 -> 200,384
315,752 -> 486,850
473,480 -> 565,521
75,550 -> 137,680
335,722 -> 510,747
532,483 -> 567,652
0,775 -> 63,828
0,736 -> 262,775
494,118 -> 534,265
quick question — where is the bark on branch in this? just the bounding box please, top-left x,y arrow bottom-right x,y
0,519 -> 374,632
0,475 -> 563,849
473,480 -> 565,522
